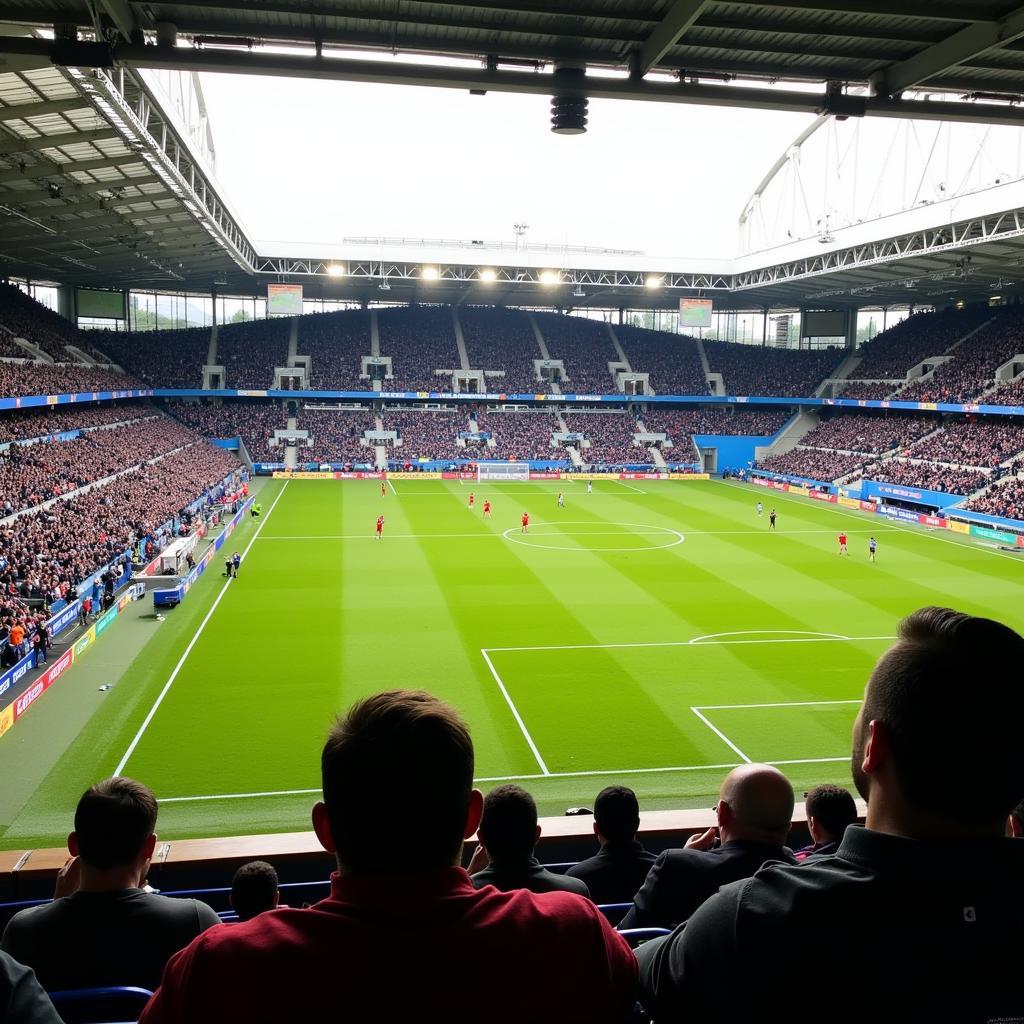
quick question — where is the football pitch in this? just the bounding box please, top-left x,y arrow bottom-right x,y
3,475 -> 1023,849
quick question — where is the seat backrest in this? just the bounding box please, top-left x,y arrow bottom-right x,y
47,986 -> 154,1024
617,927 -> 671,949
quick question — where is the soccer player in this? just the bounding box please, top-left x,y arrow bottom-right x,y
468,492 -> 475,510
381,479 -> 387,497
769,509 -> 777,530
838,531 -> 849,555
521,512 -> 529,534
557,492 -> 565,509
483,499 -> 491,519
587,479 -> 593,494
869,536 -> 877,562
756,501 -> 763,517
375,514 -> 384,541
232,551 -> 241,577
224,555 -> 233,577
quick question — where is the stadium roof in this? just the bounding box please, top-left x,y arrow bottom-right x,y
5,3 -> 1024,310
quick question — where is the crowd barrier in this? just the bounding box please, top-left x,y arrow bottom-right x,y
0,583 -> 145,740
151,497 -> 255,609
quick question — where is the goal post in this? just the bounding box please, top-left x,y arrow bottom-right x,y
477,462 -> 531,482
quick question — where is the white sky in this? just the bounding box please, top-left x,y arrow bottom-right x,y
197,73 -> 814,260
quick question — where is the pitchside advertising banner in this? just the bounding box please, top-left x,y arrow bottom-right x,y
273,470 -> 710,482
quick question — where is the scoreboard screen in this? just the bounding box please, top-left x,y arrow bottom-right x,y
267,284 -> 303,316
679,298 -> 713,328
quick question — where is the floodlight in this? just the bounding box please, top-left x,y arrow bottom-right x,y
326,264 -> 346,277
645,275 -> 663,289
421,266 -> 440,281
540,270 -> 560,286
479,268 -> 497,283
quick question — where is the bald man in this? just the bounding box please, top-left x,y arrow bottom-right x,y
619,764 -> 795,930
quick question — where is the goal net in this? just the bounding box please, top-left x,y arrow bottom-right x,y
477,462 -> 530,482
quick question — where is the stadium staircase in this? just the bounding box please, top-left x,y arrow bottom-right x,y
946,315 -> 997,352
369,311 -> 381,356
756,410 -> 820,460
649,446 -> 668,469
528,313 -> 552,361
451,308 -> 471,371
694,337 -> 725,395
818,352 -> 862,397
206,323 -> 218,366
287,319 -> 299,364
63,344 -> 97,365
605,323 -> 630,369
2,327 -> 51,363
375,445 -> 387,470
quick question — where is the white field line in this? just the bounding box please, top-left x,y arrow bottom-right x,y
694,699 -> 862,710
615,480 -> 647,494
387,479 -> 398,495
113,481 -> 291,777
255,527 -> 890,542
484,634 -> 895,653
157,754 -> 854,804
724,478 -> 1024,564
690,707 -> 752,763
480,648 -> 551,775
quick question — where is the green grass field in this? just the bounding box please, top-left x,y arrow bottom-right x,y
2,475 -> 1022,849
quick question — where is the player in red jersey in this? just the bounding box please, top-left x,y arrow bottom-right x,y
838,531 -> 849,555
483,499 -> 491,518
521,512 -> 529,533
375,514 -> 384,541
468,491 -> 475,510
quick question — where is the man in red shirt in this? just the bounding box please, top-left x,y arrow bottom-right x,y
468,491 -> 475,510
482,499 -> 491,519
139,691 -> 637,1024
375,514 -> 384,541
521,511 -> 529,533
838,532 -> 848,555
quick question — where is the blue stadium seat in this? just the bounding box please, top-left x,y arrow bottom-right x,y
596,903 -> 632,925
617,927 -> 671,948
47,986 -> 153,1024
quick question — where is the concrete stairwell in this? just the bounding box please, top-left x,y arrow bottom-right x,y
606,323 -> 630,367
756,410 -> 820,460
566,444 -> 584,468
527,312 -> 551,360
287,319 -> 299,363
6,332 -> 52,363
452,307 -> 471,370
375,445 -> 388,471
649,446 -> 667,469
818,352 -> 862,397
207,323 -> 218,366
64,344 -> 98,365
946,316 -> 996,352
370,310 -> 381,356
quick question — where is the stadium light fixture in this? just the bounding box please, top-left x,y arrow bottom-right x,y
645,275 -> 663,289
479,268 -> 497,283
421,266 -> 440,281
540,270 -> 561,286
326,263 -> 346,277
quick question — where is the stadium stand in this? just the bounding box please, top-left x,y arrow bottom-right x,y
563,412 -> 642,465
853,459 -> 989,496
378,306 -> 460,392
0,403 -> 144,445
301,408 -> 377,464
963,476 -> 1024,520
797,413 -> 935,455
0,362 -> 139,398
850,308 -> 990,381
703,340 -> 840,397
834,381 -> 899,400
217,318 -> 290,389
990,376 -> 1024,407
298,309 -> 370,390
757,447 -> 867,482
162,401 -> 288,463
896,310 -> 1024,404
616,325 -> 707,395
905,419 -> 1024,468
534,312 -> 619,393
383,408 -> 462,461
92,328 -> 209,389
459,306 -> 541,393
473,409 -> 557,460
641,407 -> 790,438
0,283 -> 82,361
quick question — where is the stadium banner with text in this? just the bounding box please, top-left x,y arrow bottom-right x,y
838,497 -> 862,509
12,648 -> 75,722
969,525 -> 1018,544
0,703 -> 13,739
859,500 -> 879,513
860,480 -> 964,508
0,650 -> 36,704
947,520 -> 971,534
808,490 -> 838,504
668,473 -> 711,480
788,485 -> 809,497
881,505 -> 926,524
0,388 -> 153,412
942,507 -> 1024,534
74,625 -> 97,658
919,514 -> 948,528
46,600 -> 81,641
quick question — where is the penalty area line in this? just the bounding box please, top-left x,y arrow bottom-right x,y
480,648 -> 551,776
157,755 -> 855,803
113,481 -> 290,778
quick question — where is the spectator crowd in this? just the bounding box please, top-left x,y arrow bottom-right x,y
297,310 -> 370,390
473,410 -> 557,460
964,476 -> 1024,520
704,340 -> 841,397
461,307 -> 542,394
563,412 -> 643,465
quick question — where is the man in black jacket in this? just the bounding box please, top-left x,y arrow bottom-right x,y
469,785 -> 591,898
619,764 -> 794,929
566,786 -> 656,904
638,607 -> 1024,1024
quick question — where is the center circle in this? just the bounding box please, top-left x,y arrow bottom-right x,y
501,521 -> 685,552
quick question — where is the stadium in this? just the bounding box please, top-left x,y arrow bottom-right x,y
0,2 -> 1024,1020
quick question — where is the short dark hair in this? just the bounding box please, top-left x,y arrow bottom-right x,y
321,690 -> 474,874
804,785 -> 857,841
230,861 -> 279,922
478,785 -> 538,861
594,786 -> 640,845
860,607 -> 1024,824
73,778 -> 158,871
